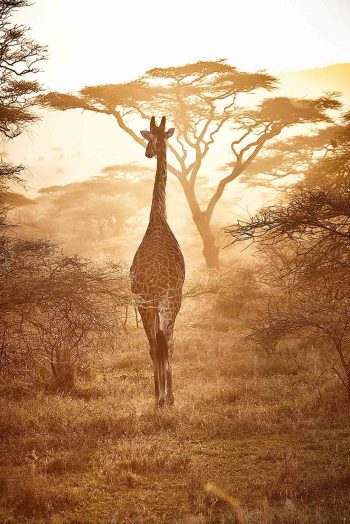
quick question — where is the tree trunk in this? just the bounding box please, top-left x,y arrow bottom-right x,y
53,361 -> 75,392
192,212 -> 220,269
51,348 -> 75,393
182,182 -> 221,269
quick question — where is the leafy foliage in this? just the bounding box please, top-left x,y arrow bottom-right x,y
240,104 -> 347,189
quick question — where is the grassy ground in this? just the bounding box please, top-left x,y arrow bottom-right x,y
0,317 -> 350,523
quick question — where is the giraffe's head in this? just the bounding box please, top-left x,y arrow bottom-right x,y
140,116 -> 175,158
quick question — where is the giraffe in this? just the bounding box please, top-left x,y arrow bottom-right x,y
130,116 -> 185,408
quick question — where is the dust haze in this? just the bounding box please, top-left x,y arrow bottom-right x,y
1,1 -> 350,522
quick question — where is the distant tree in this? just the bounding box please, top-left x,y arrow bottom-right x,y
20,165 -> 155,257
0,0 -> 46,200
213,262 -> 266,319
39,61 -> 340,268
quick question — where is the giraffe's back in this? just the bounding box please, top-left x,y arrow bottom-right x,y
130,221 -> 185,301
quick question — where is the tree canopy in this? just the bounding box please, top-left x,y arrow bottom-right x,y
39,59 -> 341,267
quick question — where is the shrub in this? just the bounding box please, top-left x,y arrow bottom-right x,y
0,238 -> 131,390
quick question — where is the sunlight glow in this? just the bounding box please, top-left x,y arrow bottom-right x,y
17,0 -> 350,91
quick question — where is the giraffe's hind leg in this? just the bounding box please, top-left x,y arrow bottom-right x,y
159,296 -> 181,405
137,306 -> 160,405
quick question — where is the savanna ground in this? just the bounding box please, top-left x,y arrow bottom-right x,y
1,304 -> 350,524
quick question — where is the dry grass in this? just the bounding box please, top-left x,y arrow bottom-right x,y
0,469 -> 76,519
0,314 -> 349,522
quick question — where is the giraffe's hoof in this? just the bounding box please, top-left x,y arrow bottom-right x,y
166,394 -> 174,405
158,397 -> 166,409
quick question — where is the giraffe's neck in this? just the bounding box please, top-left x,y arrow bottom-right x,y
150,141 -> 167,223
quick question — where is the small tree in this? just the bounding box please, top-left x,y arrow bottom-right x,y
0,238 -> 130,390
245,282 -> 350,399
212,262 -> 265,319
39,61 -> 340,268
226,132 -> 350,399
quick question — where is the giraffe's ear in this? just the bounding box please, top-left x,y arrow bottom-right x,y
165,128 -> 175,139
140,130 -> 151,140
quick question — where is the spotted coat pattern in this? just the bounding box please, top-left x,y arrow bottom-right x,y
130,119 -> 185,406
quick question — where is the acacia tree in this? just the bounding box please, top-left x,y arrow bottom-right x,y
239,110 -> 350,190
39,60 -> 340,268
0,0 -> 46,202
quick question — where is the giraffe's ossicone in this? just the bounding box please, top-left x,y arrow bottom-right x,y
130,116 -> 185,408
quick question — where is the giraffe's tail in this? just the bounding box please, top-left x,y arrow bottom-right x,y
156,329 -> 168,406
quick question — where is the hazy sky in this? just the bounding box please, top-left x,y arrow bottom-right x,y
17,0 -> 350,91
8,0 -> 350,212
